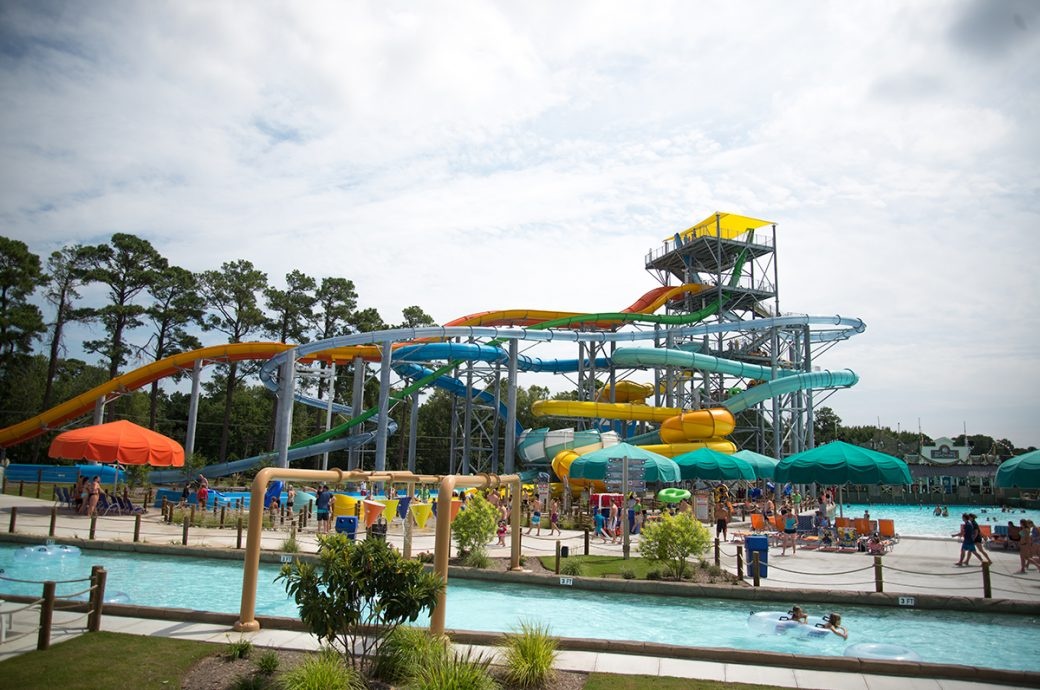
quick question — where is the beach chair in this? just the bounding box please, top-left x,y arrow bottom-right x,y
834,517 -> 851,530
853,518 -> 871,535
117,495 -> 147,515
878,518 -> 898,542
795,514 -> 815,535
95,493 -> 121,516
978,524 -> 992,542
54,486 -> 74,511
750,513 -> 767,532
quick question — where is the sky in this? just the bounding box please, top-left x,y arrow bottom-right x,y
1,1 -> 1038,448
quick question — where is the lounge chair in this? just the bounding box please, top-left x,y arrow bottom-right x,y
878,518 -> 898,541
54,486 -> 74,511
95,493 -> 121,516
750,513 -> 768,531
117,495 -> 147,515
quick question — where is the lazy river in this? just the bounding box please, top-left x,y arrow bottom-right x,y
1,543 -> 1037,672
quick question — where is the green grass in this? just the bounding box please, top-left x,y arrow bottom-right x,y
0,632 -> 214,689
539,554 -> 662,578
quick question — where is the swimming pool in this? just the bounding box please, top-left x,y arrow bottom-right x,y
1,544 -> 1036,672
827,503 -> 1040,538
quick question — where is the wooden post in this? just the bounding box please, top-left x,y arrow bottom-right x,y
182,512 -> 190,545
133,514 -> 142,542
555,540 -> 562,574
88,565 -> 107,633
982,561 -> 992,599
49,507 -> 57,537
36,469 -> 42,498
38,580 -> 56,650
714,537 -> 721,567
736,546 -> 744,581
18,480 -> 24,496
752,552 -> 761,587
236,517 -> 244,549
89,514 -> 97,540
584,528 -> 590,556
220,505 -> 226,529
8,506 -> 16,533
874,555 -> 884,593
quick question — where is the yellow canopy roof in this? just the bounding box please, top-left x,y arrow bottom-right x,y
671,212 -> 774,242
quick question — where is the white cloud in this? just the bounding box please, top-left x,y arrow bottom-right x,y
2,0 -> 1039,447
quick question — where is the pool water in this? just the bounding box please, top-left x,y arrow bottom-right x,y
826,504 -> 1040,538
1,544 -> 1036,672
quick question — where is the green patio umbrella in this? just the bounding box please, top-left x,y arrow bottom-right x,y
733,449 -> 778,480
569,442 -> 681,483
773,441 -> 912,485
995,450 -> 1040,489
673,447 -> 756,481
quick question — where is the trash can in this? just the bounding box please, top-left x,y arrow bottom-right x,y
335,515 -> 358,540
745,534 -> 769,578
560,545 -> 569,558
369,518 -> 388,542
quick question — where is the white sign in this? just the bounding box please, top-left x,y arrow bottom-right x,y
559,577 -> 574,586
280,554 -> 293,563
898,596 -> 916,606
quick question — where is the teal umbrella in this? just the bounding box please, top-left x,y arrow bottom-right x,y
673,447 -> 756,481
774,441 -> 912,485
733,449 -> 778,480
995,450 -> 1040,489
569,442 -> 681,483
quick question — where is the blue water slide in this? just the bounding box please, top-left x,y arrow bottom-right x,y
722,369 -> 858,413
393,362 -> 524,437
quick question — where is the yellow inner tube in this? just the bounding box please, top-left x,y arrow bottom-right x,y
657,488 -> 691,504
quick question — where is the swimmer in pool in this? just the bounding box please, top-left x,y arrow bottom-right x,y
789,606 -> 808,624
822,612 -> 848,639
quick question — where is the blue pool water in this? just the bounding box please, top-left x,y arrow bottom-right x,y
827,503 -> 1040,538
1,544 -> 1036,672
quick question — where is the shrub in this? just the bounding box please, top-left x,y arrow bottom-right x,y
229,673 -> 269,690
501,620 -> 558,689
409,648 -> 499,690
462,549 -> 491,569
620,567 -> 636,580
282,536 -> 299,553
254,650 -> 280,675
371,626 -> 447,684
452,494 -> 499,555
559,559 -> 583,576
280,648 -> 366,690
417,550 -> 435,563
224,636 -> 253,660
646,568 -> 661,580
638,512 -> 711,579
278,534 -> 443,675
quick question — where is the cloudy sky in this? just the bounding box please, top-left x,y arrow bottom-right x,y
2,1 -> 1038,448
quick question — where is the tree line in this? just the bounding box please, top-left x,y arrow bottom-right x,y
0,233 -> 558,474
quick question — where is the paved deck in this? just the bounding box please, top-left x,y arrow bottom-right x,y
2,492 -> 1038,688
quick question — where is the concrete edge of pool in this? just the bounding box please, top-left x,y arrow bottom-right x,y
4,534 -> 1039,686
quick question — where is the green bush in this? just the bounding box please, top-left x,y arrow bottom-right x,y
409,648 -> 499,690
224,636 -> 253,660
462,549 -> 492,569
229,673 -> 269,690
501,620 -> 558,689
255,650 -> 280,675
371,626 -> 447,684
278,534 -> 443,675
417,550 -> 435,563
281,536 -> 299,553
646,568 -> 661,580
559,559 -> 583,576
620,567 -> 636,580
638,512 -> 711,579
452,494 -> 499,555
280,649 -> 366,690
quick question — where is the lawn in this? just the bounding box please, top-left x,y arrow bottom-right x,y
0,631 -> 792,689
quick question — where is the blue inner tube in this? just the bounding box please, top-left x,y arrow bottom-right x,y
845,642 -> 921,661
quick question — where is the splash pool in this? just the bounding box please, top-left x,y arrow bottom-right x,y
1,544 -> 1037,672
827,503 -> 1040,537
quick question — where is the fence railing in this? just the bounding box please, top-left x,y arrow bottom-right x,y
0,565 -> 107,649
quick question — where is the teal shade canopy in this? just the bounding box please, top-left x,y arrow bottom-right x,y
569,442 -> 681,483
733,449 -> 778,480
995,450 -> 1040,489
673,447 -> 757,481
773,441 -> 912,485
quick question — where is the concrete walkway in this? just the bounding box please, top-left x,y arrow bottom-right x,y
2,492 -> 1038,688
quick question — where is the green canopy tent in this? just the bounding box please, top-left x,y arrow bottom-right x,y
673,447 -> 756,482
569,442 -> 681,483
774,441 -> 912,517
733,449 -> 779,480
995,450 -> 1040,489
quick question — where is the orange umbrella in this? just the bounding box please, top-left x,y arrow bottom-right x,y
48,420 -> 185,467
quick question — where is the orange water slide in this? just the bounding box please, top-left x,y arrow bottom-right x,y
0,343 -> 295,448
